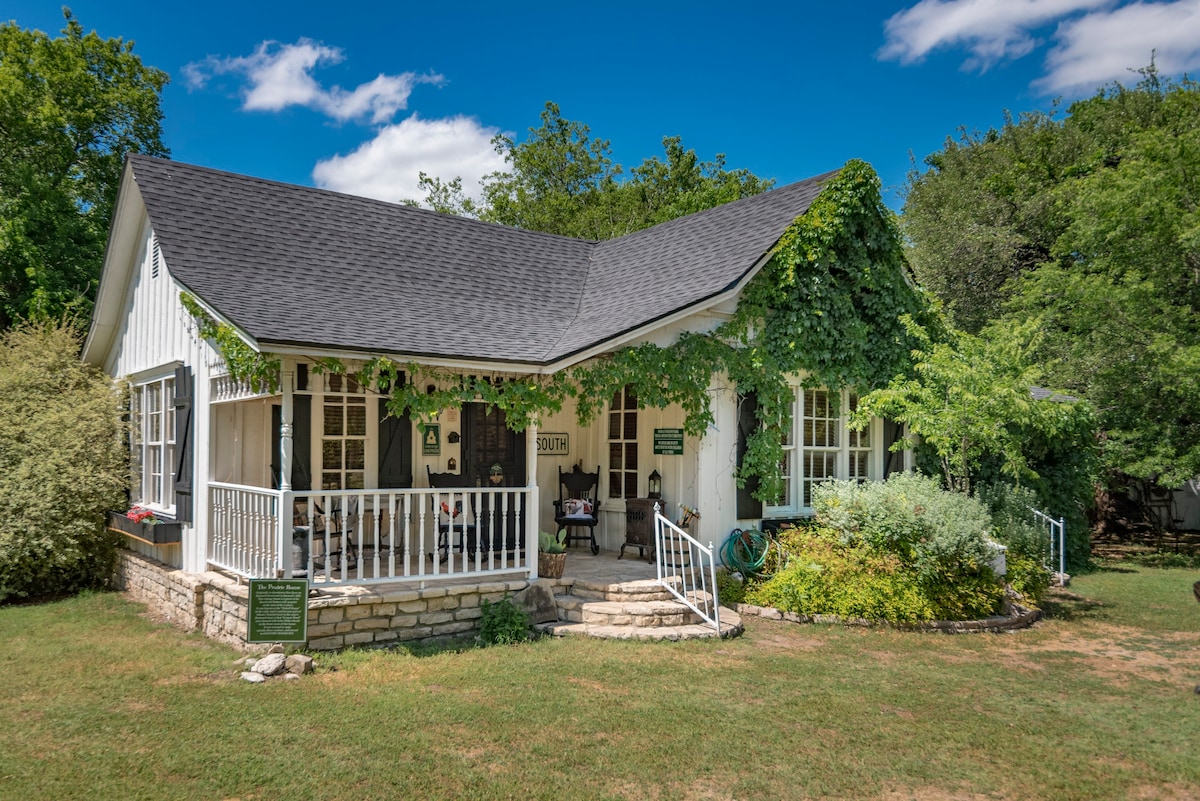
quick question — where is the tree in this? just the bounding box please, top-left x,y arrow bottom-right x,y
0,10 -> 169,330
852,317 -> 1093,496
902,68 -> 1200,488
414,102 -> 773,239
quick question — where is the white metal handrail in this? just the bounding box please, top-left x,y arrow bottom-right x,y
1031,507 -> 1066,586
653,506 -> 721,633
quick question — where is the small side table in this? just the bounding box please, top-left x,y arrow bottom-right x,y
621,498 -> 661,563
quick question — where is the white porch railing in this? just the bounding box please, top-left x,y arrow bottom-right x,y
209,483 -> 281,578
654,506 -> 721,633
208,483 -> 536,585
1031,507 -> 1067,586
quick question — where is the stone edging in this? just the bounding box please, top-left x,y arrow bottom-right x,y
733,599 -> 1041,633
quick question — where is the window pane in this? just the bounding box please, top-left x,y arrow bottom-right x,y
624,386 -> 637,407
609,472 -> 621,498
323,440 -> 342,469
328,374 -> 343,393
624,473 -> 638,499
324,405 -> 343,435
624,411 -> 637,439
609,442 -> 623,470
346,405 -> 366,436
608,412 -> 620,440
625,443 -> 638,471
346,472 -> 365,490
322,472 -> 342,490
611,390 -> 622,409
345,440 -> 365,470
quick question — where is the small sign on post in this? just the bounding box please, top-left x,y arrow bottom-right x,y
653,428 -> 684,455
248,579 -> 309,643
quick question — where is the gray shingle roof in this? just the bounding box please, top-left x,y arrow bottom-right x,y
127,155 -> 833,365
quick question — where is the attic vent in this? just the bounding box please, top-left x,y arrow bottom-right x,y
150,237 -> 161,279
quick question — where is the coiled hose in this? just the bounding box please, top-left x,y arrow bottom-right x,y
721,528 -> 773,577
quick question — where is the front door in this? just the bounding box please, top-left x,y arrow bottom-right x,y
463,403 -> 526,551
463,403 -> 525,487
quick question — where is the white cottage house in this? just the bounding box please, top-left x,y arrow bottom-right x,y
83,156 -> 907,647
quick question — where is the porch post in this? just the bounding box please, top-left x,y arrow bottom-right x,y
526,420 -> 539,581
279,360 -> 295,577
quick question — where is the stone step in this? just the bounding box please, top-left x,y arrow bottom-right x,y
537,608 -> 744,641
567,578 -> 675,603
555,596 -> 702,627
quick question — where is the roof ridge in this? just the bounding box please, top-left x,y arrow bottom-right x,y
126,153 -> 599,249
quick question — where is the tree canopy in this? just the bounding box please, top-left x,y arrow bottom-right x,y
0,10 -> 168,330
902,67 -> 1200,487
412,102 -> 773,239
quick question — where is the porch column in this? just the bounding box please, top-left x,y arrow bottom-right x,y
279,360 -> 295,577
526,420 -> 539,581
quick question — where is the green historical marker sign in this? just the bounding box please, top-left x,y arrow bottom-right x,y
653,428 -> 684,455
248,579 -> 309,643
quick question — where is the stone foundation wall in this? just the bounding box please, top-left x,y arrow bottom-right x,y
113,548 -> 531,651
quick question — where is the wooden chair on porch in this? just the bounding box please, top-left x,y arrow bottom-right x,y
427,467 -> 475,562
554,465 -> 601,555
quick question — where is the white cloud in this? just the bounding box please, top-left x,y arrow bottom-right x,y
311,114 -> 508,206
1036,0 -> 1200,92
880,0 -> 1110,68
183,39 -> 443,124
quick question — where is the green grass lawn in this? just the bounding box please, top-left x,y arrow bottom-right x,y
2,565 -> 1199,801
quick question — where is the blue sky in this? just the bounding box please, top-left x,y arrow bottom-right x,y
9,1 -> 1200,209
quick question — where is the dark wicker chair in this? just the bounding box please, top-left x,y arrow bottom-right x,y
553,465 -> 601,555
427,466 -> 474,561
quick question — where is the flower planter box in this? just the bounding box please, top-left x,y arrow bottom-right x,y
107,510 -> 183,545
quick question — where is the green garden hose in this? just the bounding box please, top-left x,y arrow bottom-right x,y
721,528 -> 773,576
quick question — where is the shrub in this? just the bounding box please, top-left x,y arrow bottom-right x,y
715,567 -> 746,605
478,594 -> 530,645
979,482 -> 1053,603
812,472 -> 995,584
0,324 -> 127,603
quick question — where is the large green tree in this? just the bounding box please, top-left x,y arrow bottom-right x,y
902,69 -> 1200,487
0,10 -> 168,330
414,102 -> 773,239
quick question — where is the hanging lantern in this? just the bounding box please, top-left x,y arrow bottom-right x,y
647,469 -> 662,499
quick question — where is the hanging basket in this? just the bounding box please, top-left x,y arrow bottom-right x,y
538,551 -> 567,579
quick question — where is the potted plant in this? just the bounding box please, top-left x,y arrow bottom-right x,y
538,529 -> 567,579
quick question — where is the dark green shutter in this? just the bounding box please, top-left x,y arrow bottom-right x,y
378,400 -> 412,488
172,365 -> 194,523
736,392 -> 762,520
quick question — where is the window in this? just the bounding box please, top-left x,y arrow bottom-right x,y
608,385 -> 638,499
319,373 -> 367,490
766,387 -> 878,515
131,375 -> 176,511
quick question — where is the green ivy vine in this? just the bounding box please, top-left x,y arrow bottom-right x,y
179,293 -> 281,392
182,159 -> 929,504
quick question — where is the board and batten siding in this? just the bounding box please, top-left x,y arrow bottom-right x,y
99,222 -> 217,573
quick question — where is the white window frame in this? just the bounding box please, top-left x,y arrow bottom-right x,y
608,385 -> 639,500
764,385 -> 882,517
130,372 -> 177,515
311,371 -> 376,491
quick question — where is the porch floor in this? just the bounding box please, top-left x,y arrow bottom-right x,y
301,545 -> 657,590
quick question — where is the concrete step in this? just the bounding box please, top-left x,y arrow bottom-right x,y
567,577 -> 675,603
556,595 -> 702,627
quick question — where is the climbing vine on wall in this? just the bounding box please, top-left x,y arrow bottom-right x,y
179,293 -> 281,392
182,159 -> 929,502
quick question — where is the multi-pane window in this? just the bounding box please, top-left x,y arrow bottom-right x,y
131,376 -> 175,510
320,373 -> 366,490
766,387 -> 878,515
608,385 -> 638,499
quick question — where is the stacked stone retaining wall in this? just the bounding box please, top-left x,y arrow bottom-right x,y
113,548 -> 531,651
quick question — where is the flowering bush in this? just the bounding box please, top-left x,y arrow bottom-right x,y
126,506 -> 158,525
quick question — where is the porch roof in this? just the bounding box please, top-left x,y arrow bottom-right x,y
124,155 -> 834,366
